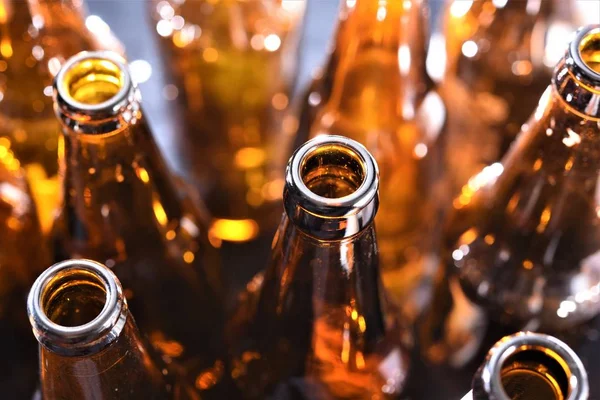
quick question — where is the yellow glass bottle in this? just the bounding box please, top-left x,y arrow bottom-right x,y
0,143 -> 47,397
51,51 -> 231,397
150,0 -> 305,244
302,0 -> 446,318
230,135 -> 410,399
415,24 -> 600,399
441,0 -> 599,195
0,0 -> 122,232
28,259 -> 175,399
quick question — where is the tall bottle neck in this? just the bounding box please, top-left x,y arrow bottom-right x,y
323,0 -> 430,126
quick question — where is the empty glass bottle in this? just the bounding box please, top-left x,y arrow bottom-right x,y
415,24 -> 600,399
51,51 -> 228,397
149,0 -> 305,245
464,332 -> 588,400
230,135 -> 410,399
441,0 -> 600,196
298,0 -> 446,318
0,145 -> 47,398
0,0 -> 122,232
27,259 -> 174,399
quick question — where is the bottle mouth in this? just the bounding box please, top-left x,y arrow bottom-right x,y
54,51 -> 132,116
285,135 -> 379,240
480,332 -> 588,400
573,25 -> 600,81
27,259 -> 127,356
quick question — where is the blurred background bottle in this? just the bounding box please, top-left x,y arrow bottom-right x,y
437,0 -> 600,196
465,332 -> 588,400
297,0 -> 446,319
149,0 -> 305,246
0,0 -> 122,232
51,51 -> 231,398
230,135 -> 410,399
414,25 -> 600,400
28,260 -> 176,399
0,145 -> 47,398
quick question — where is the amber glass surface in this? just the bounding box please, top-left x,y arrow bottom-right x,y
0,0 -> 121,232
149,0 -> 305,244
413,25 -> 600,400
299,0 -> 446,318
29,260 -> 173,399
51,52 -> 231,397
441,0 -> 596,196
0,146 -> 47,398
229,136 -> 410,399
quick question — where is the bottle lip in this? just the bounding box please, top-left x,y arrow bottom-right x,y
478,332 -> 589,400
284,134 -> 379,240
27,259 -> 127,356
570,25 -> 600,84
54,50 -> 133,118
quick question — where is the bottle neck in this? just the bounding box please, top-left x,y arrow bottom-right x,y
470,332 -> 588,400
323,0 -> 429,124
554,25 -> 600,119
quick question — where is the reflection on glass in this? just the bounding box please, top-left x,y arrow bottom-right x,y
0,145 -> 47,397
296,0 -> 446,319
149,0 -> 305,243
441,0 -> 599,196
417,24 -> 600,400
0,0 -> 122,232
51,51 -> 233,398
229,136 -> 410,399
28,260 -> 174,399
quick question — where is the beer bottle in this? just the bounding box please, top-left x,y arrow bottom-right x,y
0,143 -> 47,397
0,0 -> 122,231
441,0 -> 599,195
149,0 -> 305,246
301,0 -> 447,318
416,24 -> 600,399
51,51 -> 228,397
464,332 -> 588,400
230,135 -> 410,399
27,259 -> 175,399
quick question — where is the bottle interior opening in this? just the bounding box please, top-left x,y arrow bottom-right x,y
300,143 -> 366,199
62,58 -> 125,105
579,28 -> 600,74
500,346 -> 570,400
41,268 -> 108,327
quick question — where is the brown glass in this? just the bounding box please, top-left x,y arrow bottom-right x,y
298,0 -> 446,319
0,0 -> 122,232
229,135 -> 410,399
0,149 -> 47,397
441,0 -> 595,196
413,25 -> 600,400
28,259 -> 174,399
149,0 -> 304,244
467,332 -> 588,400
51,51 -> 231,398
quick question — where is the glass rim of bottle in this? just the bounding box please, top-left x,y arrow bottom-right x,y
284,134 -> 379,239
54,50 -> 132,117
571,25 -> 600,84
27,259 -> 127,356
478,332 -> 588,400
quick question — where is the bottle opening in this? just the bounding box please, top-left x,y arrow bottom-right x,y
300,143 -> 366,199
27,259 -> 126,355
62,58 -> 125,105
41,268 -> 108,327
500,347 -> 570,400
579,27 -> 600,74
